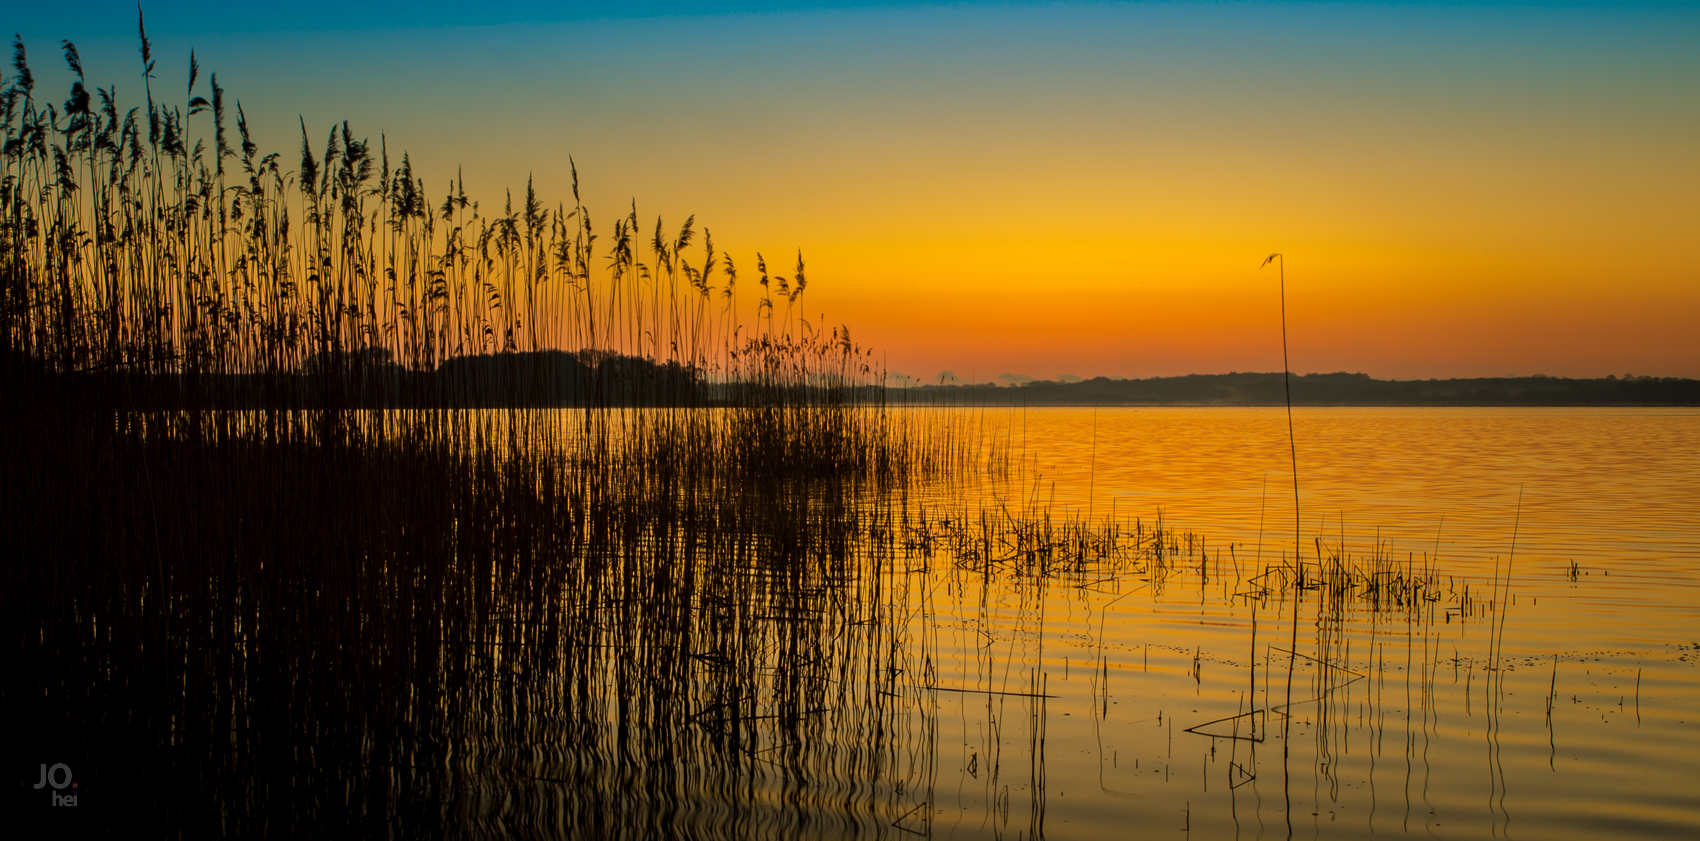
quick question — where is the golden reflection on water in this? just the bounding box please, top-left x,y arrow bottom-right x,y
896,406 -> 1700,839
963,407 -> 1700,583
431,405 -> 1698,839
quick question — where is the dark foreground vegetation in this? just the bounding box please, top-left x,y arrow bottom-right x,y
906,371 -> 1700,406
0,20 -> 951,837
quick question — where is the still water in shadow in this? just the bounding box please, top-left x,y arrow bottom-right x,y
13,407 -> 1697,839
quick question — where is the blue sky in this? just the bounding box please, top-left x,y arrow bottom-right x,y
13,1 -> 1699,37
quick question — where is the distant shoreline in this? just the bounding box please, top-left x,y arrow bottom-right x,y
44,360 -> 1699,408
888,372 -> 1700,407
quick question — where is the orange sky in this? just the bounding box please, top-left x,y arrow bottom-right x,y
29,2 -> 1698,380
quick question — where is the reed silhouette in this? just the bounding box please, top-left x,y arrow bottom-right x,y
0,19 -> 969,837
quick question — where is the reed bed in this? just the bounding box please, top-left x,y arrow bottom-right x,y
0,24 -> 976,837
888,493 -> 1468,621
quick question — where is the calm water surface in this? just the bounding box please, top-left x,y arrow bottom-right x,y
32,407 -> 1697,838
896,407 -> 1699,839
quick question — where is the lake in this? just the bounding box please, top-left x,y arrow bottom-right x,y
15,406 -> 1697,838
893,406 -> 1700,839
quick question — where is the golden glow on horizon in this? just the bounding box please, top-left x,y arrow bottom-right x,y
74,3 -> 1692,380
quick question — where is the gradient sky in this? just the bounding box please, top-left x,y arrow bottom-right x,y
16,2 -> 1698,381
